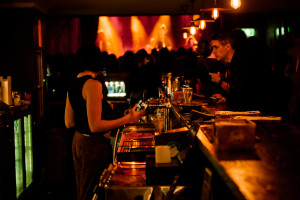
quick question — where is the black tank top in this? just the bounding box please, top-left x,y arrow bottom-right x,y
68,75 -> 113,135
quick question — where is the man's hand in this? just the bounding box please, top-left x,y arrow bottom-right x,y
212,93 -> 227,104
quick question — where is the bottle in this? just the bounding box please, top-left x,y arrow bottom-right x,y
23,92 -> 32,104
172,77 -> 180,92
180,73 -> 185,88
0,81 -> 2,102
167,72 -> 172,97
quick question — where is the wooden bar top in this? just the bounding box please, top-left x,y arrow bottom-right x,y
172,101 -> 300,200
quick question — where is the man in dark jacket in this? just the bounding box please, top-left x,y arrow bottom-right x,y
209,29 -> 272,112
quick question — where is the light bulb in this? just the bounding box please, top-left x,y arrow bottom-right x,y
190,26 -> 196,35
211,8 -> 219,20
183,32 -> 188,39
199,21 -> 206,30
199,20 -> 206,30
230,0 -> 241,9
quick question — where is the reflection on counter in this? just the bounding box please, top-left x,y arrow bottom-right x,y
115,123 -> 156,164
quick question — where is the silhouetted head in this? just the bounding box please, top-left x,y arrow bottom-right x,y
75,44 -> 103,73
197,39 -> 211,57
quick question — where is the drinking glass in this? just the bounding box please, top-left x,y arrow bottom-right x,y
183,87 -> 193,103
13,91 -> 21,105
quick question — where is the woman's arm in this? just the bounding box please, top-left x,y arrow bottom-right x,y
83,79 -> 145,133
65,92 -> 75,128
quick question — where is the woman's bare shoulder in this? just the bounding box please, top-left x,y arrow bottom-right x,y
85,78 -> 102,88
83,78 -> 102,96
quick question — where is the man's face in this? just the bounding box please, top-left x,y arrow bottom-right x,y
210,40 -> 230,63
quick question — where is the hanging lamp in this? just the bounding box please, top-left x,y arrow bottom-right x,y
180,29 -> 190,39
182,21 -> 198,35
230,0 -> 241,9
191,0 -> 215,30
192,11 -> 215,30
201,0 -> 230,20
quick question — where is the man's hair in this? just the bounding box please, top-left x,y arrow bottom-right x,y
210,29 -> 247,50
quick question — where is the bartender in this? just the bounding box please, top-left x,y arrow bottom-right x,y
64,44 -> 146,200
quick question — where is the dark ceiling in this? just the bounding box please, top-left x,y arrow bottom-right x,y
1,0 -> 300,16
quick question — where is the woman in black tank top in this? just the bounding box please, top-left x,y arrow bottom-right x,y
64,44 -> 145,200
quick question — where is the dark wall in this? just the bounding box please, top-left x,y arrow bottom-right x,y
221,11 -> 300,45
80,16 -> 99,45
0,8 -> 40,94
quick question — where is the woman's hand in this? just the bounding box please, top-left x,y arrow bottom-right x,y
128,104 -> 146,123
104,131 -> 111,139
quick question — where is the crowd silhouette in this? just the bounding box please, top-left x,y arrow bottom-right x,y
46,30 -> 300,125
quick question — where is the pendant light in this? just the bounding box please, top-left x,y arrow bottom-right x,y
192,11 -> 215,30
230,0 -> 241,9
182,21 -> 198,35
199,20 -> 206,30
191,0 -> 215,31
180,29 -> 189,39
183,31 -> 188,39
201,0 -> 230,20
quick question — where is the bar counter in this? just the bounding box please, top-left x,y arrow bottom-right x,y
171,99 -> 300,200
96,97 -> 300,200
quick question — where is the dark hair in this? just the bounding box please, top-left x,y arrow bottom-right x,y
75,44 -> 103,73
210,29 -> 247,50
136,49 -> 148,66
197,39 -> 211,57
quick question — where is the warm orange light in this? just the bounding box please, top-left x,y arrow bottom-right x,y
38,19 -> 42,48
190,26 -> 196,35
97,17 -> 124,57
230,0 -> 241,9
183,32 -> 188,39
149,16 -> 173,51
131,16 -> 148,52
199,20 -> 206,30
211,8 -> 219,19
118,161 -> 146,169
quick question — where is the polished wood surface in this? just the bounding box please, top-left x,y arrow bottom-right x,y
172,100 -> 300,200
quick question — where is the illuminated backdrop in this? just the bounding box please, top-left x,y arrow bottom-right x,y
46,15 -> 215,56
96,15 -> 197,57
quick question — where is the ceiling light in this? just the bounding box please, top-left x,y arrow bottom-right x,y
199,20 -> 206,30
191,12 -> 215,30
182,21 -> 198,35
201,0 -> 230,20
230,0 -> 241,9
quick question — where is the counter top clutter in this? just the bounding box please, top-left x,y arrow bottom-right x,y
0,102 -> 31,119
93,96 -> 300,200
